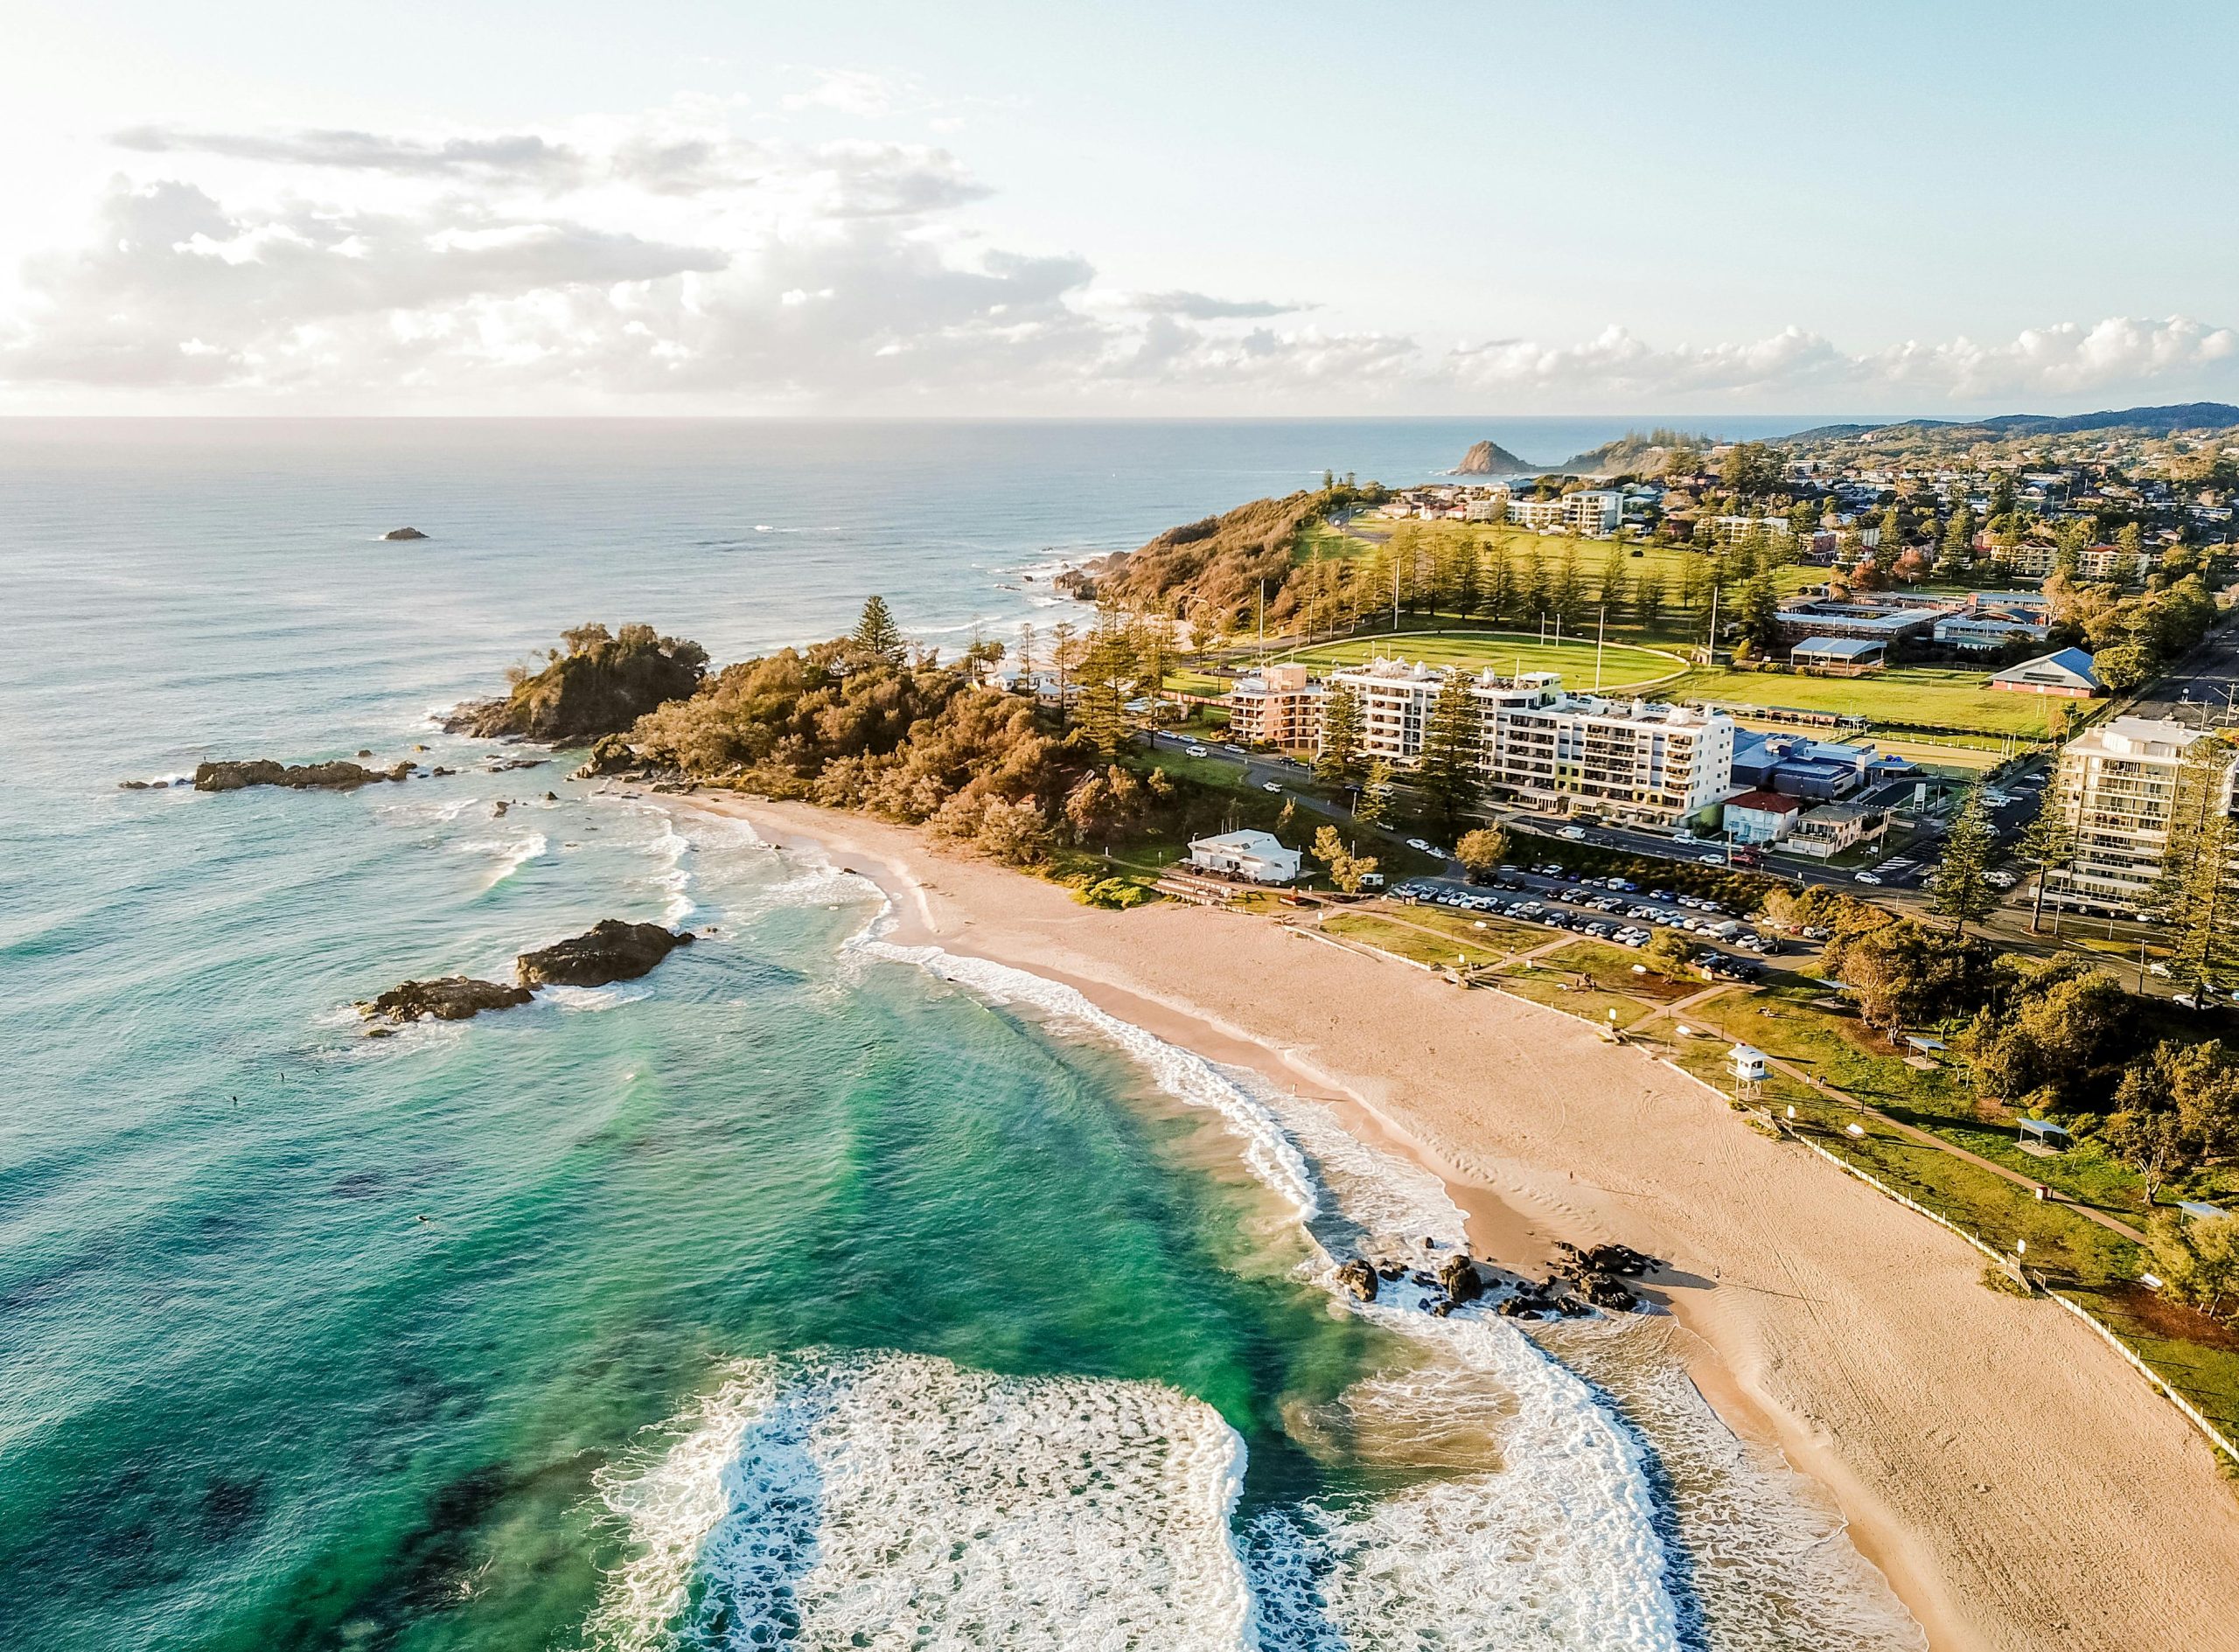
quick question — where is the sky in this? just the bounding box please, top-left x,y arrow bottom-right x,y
2,0 -> 2236,416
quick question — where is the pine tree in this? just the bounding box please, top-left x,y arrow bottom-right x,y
2019,798 -> 2077,934
1482,539 -> 1514,624
1049,620 -> 1079,728
1933,786 -> 2000,935
1315,680 -> 1363,786
1517,550 -> 1548,624
1356,758 -> 1395,826
1551,546 -> 1582,630
854,595 -> 906,664
2155,734 -> 2239,998
1419,673 -> 1481,834
1454,536 -> 1482,617
1636,568 -> 1668,631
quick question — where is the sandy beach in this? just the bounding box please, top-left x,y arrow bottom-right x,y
689,793 -> 2239,1652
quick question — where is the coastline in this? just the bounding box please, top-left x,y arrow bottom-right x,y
682,791 -> 2239,1652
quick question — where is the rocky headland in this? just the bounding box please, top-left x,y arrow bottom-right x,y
444,622 -> 707,743
1454,438 -> 1537,475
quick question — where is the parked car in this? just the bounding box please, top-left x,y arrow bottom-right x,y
1262,781 -> 1282,792
1854,871 -> 1882,884
1405,838 -> 1433,853
1185,744 -> 1209,757
1559,826 -> 1588,841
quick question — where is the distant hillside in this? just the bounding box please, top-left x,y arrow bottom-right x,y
1783,402 -> 2239,444
1094,491 -> 1328,626
1454,439 -> 1537,476
1560,428 -> 1719,476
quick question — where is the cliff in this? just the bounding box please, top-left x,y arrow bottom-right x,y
1454,439 -> 1535,476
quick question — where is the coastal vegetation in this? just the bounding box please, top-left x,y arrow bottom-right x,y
451,622 -> 708,742
620,599 -> 1273,878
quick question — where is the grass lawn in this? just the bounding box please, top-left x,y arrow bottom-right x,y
1322,911 -> 1507,971
1660,664 -> 2068,738
1281,629 -> 1683,690
1370,900 -> 1547,954
1161,670 -> 1228,697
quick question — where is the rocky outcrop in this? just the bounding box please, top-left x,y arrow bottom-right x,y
359,976 -> 533,1024
1335,1258 -> 1380,1302
382,526 -> 429,540
572,734 -> 637,779
515,919 -> 691,988
194,758 -> 413,792
446,623 -> 707,743
1548,1240 -> 1663,1314
1437,1253 -> 1485,1304
1455,439 -> 1535,476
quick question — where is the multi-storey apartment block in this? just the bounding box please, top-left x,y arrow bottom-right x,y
2043,716 -> 2236,914
1315,659 -> 1736,824
1224,662 -> 1324,749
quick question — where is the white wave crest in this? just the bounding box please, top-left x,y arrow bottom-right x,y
457,832 -> 548,888
539,983 -> 654,1014
589,1351 -> 1253,1652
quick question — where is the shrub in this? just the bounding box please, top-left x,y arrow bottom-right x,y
1075,877 -> 1152,910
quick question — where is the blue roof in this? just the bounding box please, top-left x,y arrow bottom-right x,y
1792,636 -> 1887,660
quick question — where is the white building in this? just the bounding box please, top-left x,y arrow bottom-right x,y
2043,717 -> 2236,913
1506,491 -> 1622,535
1321,660 -> 1736,825
1187,829 -> 1301,885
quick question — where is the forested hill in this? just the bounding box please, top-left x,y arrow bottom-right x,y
1559,428 -> 1719,476
1783,402 -> 2239,444
1094,484 -> 1371,631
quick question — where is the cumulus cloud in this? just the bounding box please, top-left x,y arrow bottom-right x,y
4,106 -> 2235,412
1130,289 -> 1312,321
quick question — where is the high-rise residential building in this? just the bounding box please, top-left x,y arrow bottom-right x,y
2043,716 -> 2237,914
1225,662 -> 1324,749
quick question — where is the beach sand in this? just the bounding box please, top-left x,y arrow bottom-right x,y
690,794 -> 2239,1652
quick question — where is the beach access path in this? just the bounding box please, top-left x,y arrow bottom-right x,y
692,795 -> 2239,1652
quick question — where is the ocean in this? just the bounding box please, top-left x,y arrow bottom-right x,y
0,417 -> 1922,1651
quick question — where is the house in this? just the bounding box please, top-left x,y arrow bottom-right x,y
1990,648 -> 2102,698
1722,790 -> 1803,844
1786,800 -> 1891,858
1186,829 -> 1301,885
1730,731 -> 1878,801
1790,636 -> 1887,675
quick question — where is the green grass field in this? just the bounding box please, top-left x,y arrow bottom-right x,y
1660,664 -> 2068,737
1280,630 -> 1683,690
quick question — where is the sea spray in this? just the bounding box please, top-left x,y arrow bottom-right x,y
592,1353 -> 1257,1652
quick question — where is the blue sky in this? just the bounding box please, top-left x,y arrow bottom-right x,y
3,0 -> 2234,414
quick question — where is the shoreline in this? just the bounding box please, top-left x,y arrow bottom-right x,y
680,791 -> 2239,1652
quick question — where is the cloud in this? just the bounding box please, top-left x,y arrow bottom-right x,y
4,108 -> 2235,413
1131,289 -> 1312,321
782,69 -> 908,119
111,124 -> 589,185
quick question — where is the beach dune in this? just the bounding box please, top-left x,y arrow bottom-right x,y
699,795 -> 2239,1652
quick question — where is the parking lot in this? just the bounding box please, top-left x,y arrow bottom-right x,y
1385,865 -> 1824,983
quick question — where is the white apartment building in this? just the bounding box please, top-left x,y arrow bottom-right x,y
1225,662 -> 1324,749
1321,659 -> 1735,824
1507,491 -> 1622,535
2043,716 -> 2236,913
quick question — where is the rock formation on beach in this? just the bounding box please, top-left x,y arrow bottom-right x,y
515,919 -> 692,988
359,977 -> 533,1023
382,526 -> 429,540
194,758 -> 414,792
1335,1258 -> 1380,1301
1436,1252 -> 1485,1303
1454,439 -> 1535,476
446,622 -> 708,743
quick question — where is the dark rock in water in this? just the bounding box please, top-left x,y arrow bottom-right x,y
119,779 -> 150,790
359,976 -> 533,1024
194,758 -> 413,792
1431,1301 -> 1453,1317
516,919 -> 691,988
1335,1258 -> 1379,1302
365,1025 -> 395,1039
430,766 -> 456,777
486,756 -> 548,772
1437,1253 -> 1485,1304
544,791 -> 560,802
356,749 -> 373,758
1375,1264 -> 1404,1281
382,526 -> 429,540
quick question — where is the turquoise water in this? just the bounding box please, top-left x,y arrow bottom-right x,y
0,420 -> 1919,1651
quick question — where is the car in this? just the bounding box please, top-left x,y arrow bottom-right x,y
1698,854 -> 1723,866
1184,744 -> 1209,757
2149,961 -> 2173,979
1673,829 -> 1697,842
1559,826 -> 1588,841
1406,838 -> 1433,854
1985,870 -> 2019,889
1262,781 -> 1282,793
1854,871 -> 1882,884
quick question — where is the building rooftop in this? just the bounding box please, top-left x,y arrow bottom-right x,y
1791,636 -> 1888,660
2069,715 -> 2208,760
1725,790 -> 1803,814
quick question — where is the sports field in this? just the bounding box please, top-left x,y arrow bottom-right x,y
1663,665 -> 2070,737
1280,630 -> 1684,690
